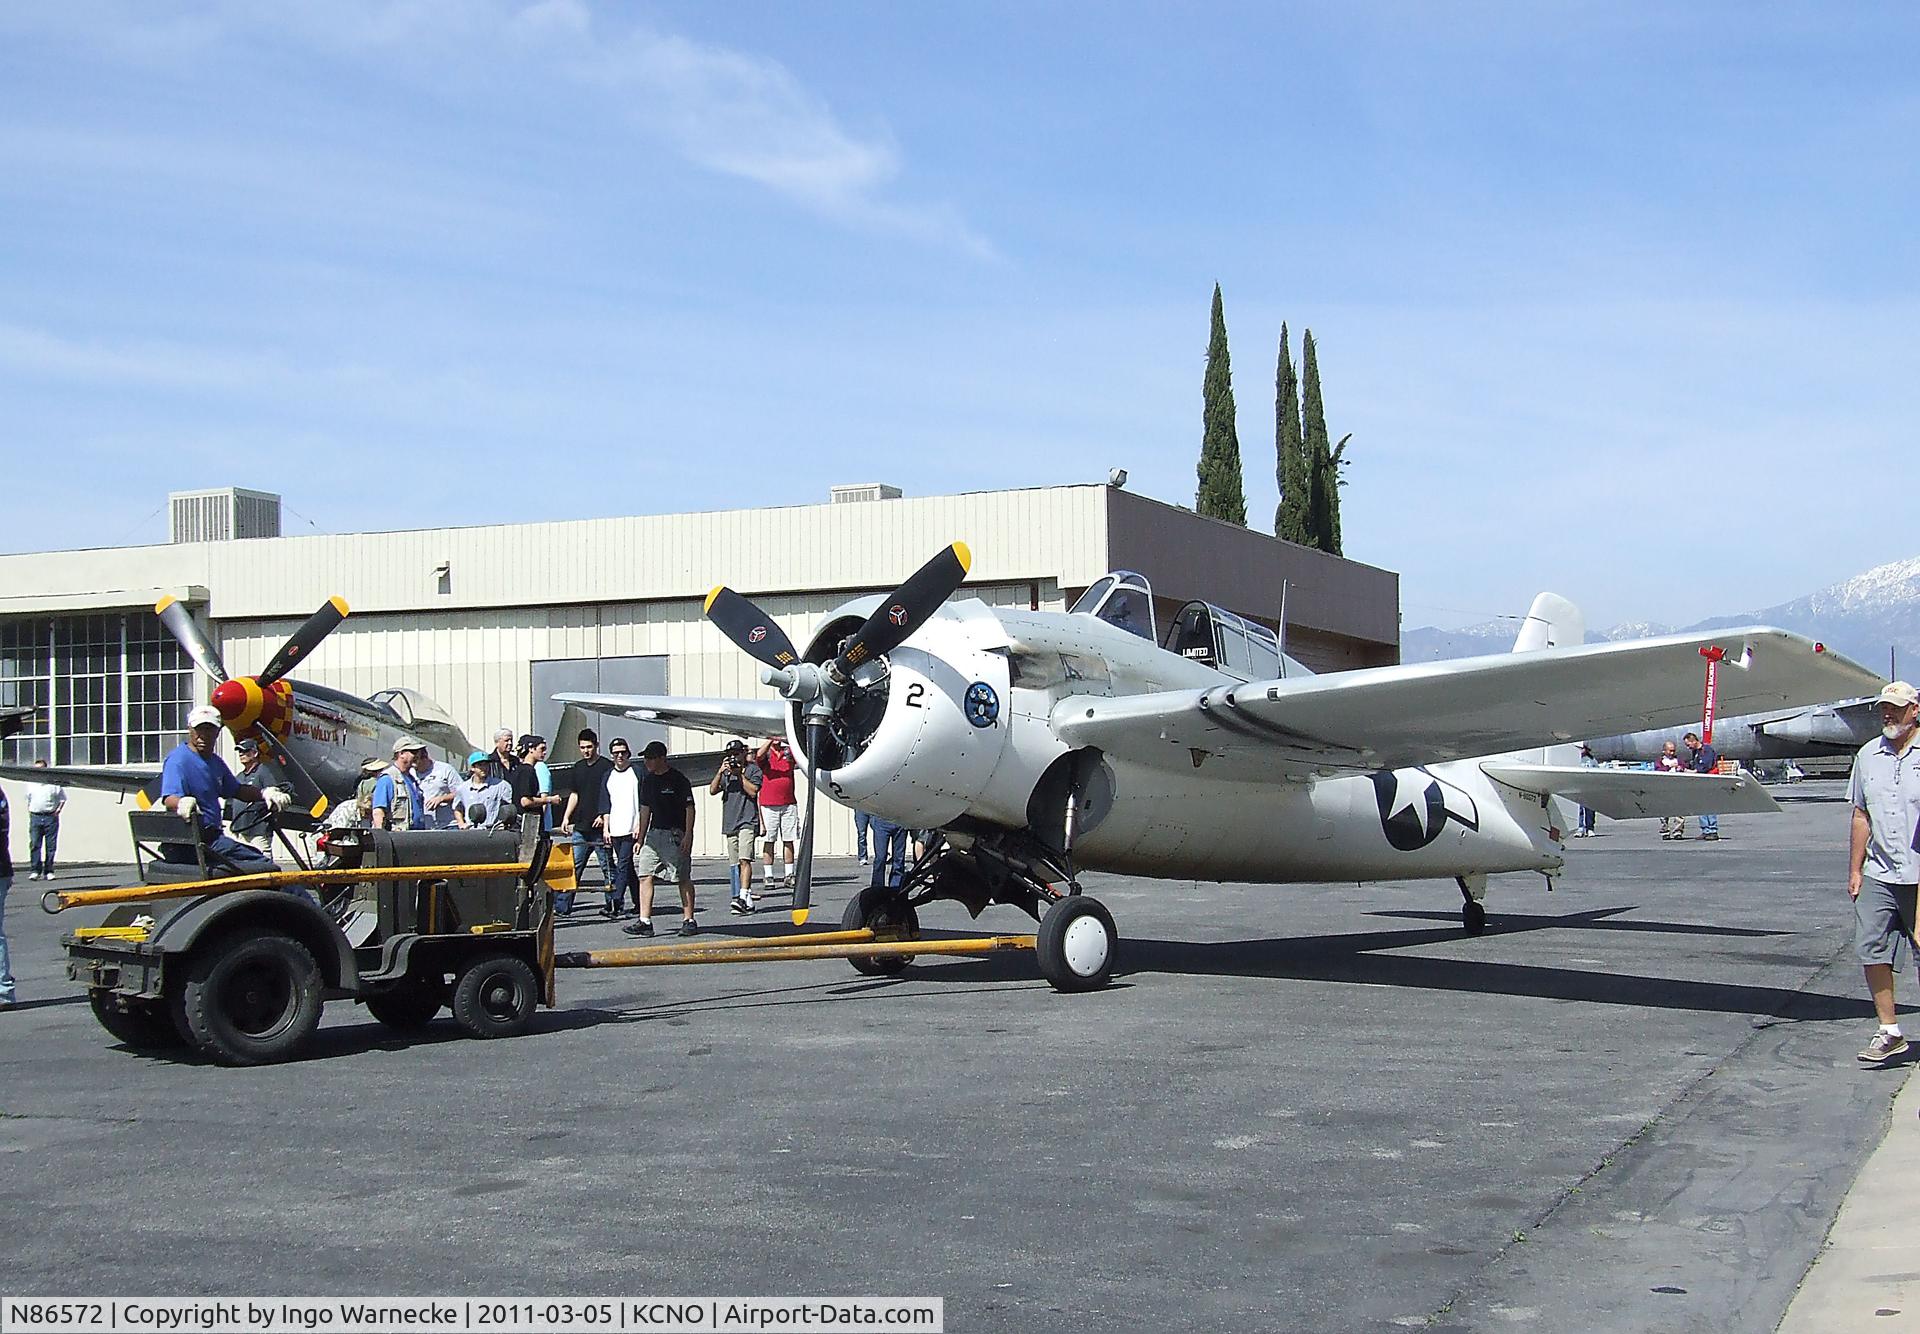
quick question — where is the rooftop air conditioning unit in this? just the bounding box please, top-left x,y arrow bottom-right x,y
168,488 -> 282,543
829,483 -> 903,504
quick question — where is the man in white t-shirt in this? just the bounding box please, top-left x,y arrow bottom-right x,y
599,737 -> 644,919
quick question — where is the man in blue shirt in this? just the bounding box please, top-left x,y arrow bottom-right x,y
1684,731 -> 1721,841
370,736 -> 427,831
160,705 -> 289,873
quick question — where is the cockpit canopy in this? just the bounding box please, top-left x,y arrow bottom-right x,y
1166,601 -> 1301,681
1071,571 -> 1311,682
1069,570 -> 1157,642
369,688 -> 460,729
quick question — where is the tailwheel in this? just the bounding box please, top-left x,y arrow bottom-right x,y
842,885 -> 919,976
1037,895 -> 1116,992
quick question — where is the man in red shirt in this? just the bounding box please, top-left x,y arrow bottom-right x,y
754,737 -> 800,890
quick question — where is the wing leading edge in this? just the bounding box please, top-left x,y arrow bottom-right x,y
551,693 -> 788,740
1053,626 -> 1882,780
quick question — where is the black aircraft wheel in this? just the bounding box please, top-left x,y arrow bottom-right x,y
366,976 -> 445,1032
1463,900 -> 1487,936
842,885 -> 919,976
452,953 -> 538,1039
180,931 -> 324,1066
1037,895 -> 1117,993
88,989 -> 187,1050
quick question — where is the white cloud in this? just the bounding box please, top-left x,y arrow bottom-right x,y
5,0 -> 990,256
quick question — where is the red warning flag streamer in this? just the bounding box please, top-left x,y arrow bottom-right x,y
1699,645 -> 1726,745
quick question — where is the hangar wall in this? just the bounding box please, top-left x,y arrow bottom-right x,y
0,484 -> 1399,867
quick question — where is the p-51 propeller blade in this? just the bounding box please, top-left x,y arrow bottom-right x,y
258,597 -> 349,687
154,596 -> 230,685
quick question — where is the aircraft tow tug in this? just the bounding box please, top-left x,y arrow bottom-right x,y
43,810 -> 1071,1067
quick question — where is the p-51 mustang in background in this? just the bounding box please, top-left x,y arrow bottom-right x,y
557,545 -> 1882,991
0,597 -> 476,820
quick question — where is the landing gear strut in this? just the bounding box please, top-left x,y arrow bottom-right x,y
870,833 -> 1118,992
1457,874 -> 1487,936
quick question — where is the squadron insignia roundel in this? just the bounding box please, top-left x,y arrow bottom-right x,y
963,681 -> 1000,728
1368,768 -> 1480,851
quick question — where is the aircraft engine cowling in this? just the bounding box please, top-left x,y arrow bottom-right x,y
793,603 -> 1040,830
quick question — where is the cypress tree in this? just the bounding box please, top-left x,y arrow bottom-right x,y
1325,432 -> 1351,557
1274,322 -> 1310,543
1301,329 -> 1334,552
1195,283 -> 1247,525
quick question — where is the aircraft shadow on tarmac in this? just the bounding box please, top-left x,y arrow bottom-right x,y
158,905 -> 1860,1063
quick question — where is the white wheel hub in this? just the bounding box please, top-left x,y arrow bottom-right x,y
1061,913 -> 1111,976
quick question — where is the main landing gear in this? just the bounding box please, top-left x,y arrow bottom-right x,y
859,833 -> 1118,992
1457,874 -> 1488,936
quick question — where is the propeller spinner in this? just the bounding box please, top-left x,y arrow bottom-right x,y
153,595 -> 350,818
704,543 -> 972,923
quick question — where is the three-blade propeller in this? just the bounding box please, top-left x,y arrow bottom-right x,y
152,595 -> 350,818
704,543 -> 972,924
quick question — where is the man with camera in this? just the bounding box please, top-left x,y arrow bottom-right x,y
709,738 -> 763,914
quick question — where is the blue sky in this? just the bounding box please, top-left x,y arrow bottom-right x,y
1,2 -> 1915,631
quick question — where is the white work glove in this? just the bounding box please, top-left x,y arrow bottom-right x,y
173,795 -> 198,821
262,786 -> 293,812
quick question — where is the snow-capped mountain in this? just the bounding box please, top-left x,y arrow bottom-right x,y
1401,557 -> 1919,672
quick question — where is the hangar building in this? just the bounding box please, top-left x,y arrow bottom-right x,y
0,484 -> 1399,863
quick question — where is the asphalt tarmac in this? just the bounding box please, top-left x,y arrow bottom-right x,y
0,782 -> 1907,1333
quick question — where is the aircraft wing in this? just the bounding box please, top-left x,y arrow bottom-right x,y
551,693 -> 788,740
1480,762 -> 1780,819
1053,627 -> 1882,779
0,762 -> 157,797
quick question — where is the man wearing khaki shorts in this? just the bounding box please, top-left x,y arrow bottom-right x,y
624,740 -> 699,938
1848,681 -> 1920,1064
709,739 -> 762,914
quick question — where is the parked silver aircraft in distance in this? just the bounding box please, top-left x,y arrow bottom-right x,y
1587,697 -> 1875,763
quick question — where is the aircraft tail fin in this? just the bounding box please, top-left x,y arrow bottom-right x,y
1511,594 -> 1587,786
1511,593 -> 1585,654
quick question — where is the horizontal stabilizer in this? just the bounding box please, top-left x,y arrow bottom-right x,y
1480,762 -> 1780,820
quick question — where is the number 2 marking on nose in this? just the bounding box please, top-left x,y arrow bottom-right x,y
904,683 -> 926,708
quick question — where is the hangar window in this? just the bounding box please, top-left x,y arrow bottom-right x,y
0,612 -> 192,766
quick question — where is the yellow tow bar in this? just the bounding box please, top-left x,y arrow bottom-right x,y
41,860 -> 569,914
557,927 -> 1034,969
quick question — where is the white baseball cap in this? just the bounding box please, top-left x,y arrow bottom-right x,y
1877,681 -> 1918,709
187,704 -> 222,730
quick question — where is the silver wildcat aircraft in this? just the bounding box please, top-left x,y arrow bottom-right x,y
0,597 -> 475,821
557,545 -> 1881,990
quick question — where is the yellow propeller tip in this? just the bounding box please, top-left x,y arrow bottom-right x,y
309,796 -> 330,818
135,789 -> 153,810
154,595 -> 176,614
703,585 -> 727,614
952,541 -> 972,574
791,908 -> 811,926
329,596 -> 350,616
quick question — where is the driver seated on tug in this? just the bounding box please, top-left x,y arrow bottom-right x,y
159,705 -> 291,875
